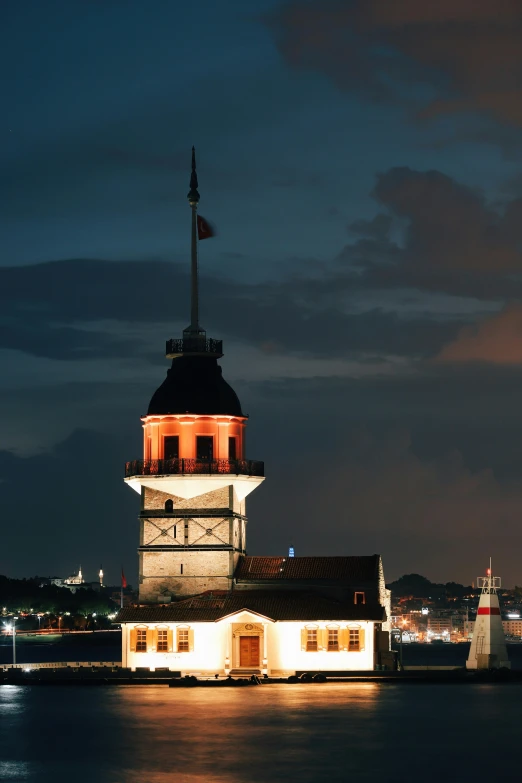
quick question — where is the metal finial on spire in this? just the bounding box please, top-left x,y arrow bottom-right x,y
187,146 -> 200,204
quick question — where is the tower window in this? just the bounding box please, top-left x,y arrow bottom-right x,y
180,564 -> 183,575
228,437 -> 237,461
165,499 -> 173,513
173,525 -> 177,539
196,436 -> 213,461
164,436 -> 179,460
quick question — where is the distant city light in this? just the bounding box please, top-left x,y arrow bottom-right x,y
507,613 -> 520,619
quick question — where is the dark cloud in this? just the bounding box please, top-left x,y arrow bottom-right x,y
344,167 -> 522,299
245,369 -> 522,584
0,256 -> 465,363
5,165 -> 522,370
5,365 -> 522,583
436,304 -> 522,364
0,429 -> 139,581
267,0 -> 522,127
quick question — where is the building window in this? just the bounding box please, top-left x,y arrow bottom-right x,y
306,629 -> 318,651
328,629 -> 339,651
157,629 -> 168,652
165,499 -> 173,512
173,525 -> 177,539
349,629 -> 360,651
164,436 -> 179,460
136,629 -> 147,652
196,436 -> 213,461
180,564 -> 183,575
178,629 -> 189,652
355,592 -> 365,605
228,437 -> 237,460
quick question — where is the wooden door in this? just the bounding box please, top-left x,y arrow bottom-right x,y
239,636 -> 260,667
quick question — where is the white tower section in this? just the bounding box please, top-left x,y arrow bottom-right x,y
467,563 -> 510,670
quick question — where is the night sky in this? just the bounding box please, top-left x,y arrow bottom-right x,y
3,0 -> 522,586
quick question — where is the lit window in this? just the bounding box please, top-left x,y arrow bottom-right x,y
164,436 -> 179,460
349,629 -> 360,651
157,629 -> 168,652
136,629 -> 147,652
328,629 -> 339,651
178,629 -> 189,652
196,436 -> 213,461
306,629 -> 318,651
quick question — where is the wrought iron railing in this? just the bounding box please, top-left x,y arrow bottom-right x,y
125,458 -> 264,479
166,337 -> 223,357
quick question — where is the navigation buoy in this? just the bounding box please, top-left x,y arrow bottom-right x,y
467,560 -> 510,670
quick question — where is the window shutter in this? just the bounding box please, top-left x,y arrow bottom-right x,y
301,628 -> 307,651
129,629 -> 137,652
146,629 -> 154,652
167,629 -> 174,652
340,628 -> 348,651
319,629 -> 327,651
359,628 -> 365,651
188,628 -> 195,652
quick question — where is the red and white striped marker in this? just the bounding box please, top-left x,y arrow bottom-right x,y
467,559 -> 510,670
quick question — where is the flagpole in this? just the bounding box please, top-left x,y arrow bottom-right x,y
187,146 -> 201,335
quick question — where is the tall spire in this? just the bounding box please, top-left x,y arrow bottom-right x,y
186,146 -> 202,336
165,148 -> 223,359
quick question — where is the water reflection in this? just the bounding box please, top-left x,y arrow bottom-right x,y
1,683 -> 522,782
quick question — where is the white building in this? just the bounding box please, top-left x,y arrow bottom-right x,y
119,558 -> 390,674
116,150 -> 392,675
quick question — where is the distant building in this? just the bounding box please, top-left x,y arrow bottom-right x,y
64,567 -> 84,586
468,619 -> 522,638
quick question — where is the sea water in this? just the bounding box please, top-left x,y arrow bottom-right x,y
0,683 -> 520,782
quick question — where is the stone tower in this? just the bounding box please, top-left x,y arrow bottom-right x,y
125,149 -> 264,603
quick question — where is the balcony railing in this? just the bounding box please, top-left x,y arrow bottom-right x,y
166,337 -> 223,358
125,458 -> 264,479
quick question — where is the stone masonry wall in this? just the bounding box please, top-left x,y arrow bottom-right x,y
139,484 -> 247,603
140,549 -> 233,602
143,485 -> 234,511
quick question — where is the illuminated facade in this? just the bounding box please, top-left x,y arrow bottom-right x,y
117,150 -> 391,674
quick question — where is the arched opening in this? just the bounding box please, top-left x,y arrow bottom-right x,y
165,499 -> 173,512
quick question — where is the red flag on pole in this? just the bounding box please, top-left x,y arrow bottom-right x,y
121,569 -> 127,589
197,215 -> 215,240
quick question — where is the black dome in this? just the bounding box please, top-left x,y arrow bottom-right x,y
147,355 -> 244,417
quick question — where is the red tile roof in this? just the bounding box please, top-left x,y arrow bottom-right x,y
116,590 -> 386,623
234,555 -> 380,582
